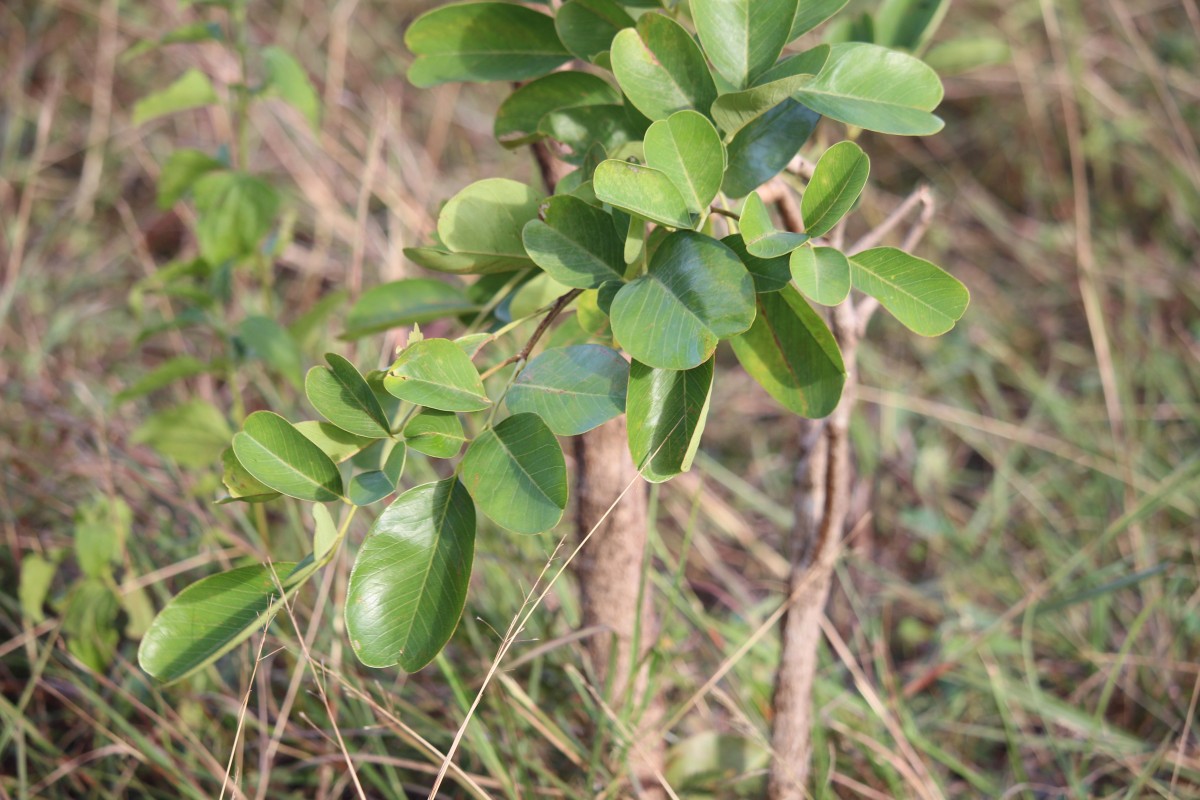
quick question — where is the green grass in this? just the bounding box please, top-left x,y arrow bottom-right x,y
2,0 -> 1199,797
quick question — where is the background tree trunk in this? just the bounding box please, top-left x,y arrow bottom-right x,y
573,417 -> 666,797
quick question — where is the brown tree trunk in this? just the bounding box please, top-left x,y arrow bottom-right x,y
573,416 -> 666,797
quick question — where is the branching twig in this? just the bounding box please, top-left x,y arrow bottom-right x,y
477,288 -> 582,381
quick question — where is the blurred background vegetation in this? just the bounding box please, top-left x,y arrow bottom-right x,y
2,0 -> 1198,797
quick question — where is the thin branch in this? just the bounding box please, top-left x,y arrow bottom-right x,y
847,184 -> 933,254
477,289 -> 582,381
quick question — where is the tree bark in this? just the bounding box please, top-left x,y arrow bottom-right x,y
573,416 -> 666,797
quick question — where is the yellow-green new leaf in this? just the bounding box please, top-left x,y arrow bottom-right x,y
740,191 -> 809,258
643,111 -> 725,214
790,246 -> 851,306
438,178 -> 543,262
594,160 -> 696,229
849,247 -> 969,335
801,141 -> 870,236
132,69 -> 217,125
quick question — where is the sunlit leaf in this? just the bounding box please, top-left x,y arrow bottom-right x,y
801,140 -> 869,236
232,412 -> 344,502
849,247 -> 969,335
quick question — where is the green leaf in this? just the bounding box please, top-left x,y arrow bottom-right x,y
239,315 -> 303,389
801,140 -> 870,236
132,400 -> 232,469
788,0 -> 849,40
790,245 -> 851,305
438,178 -> 542,262
722,234 -> 790,293
405,3 -> 570,87
610,13 -> 718,122
404,409 -> 467,458
19,553 -> 57,623
192,171 -> 280,265
220,447 -> 281,503
460,414 -> 568,534
522,195 -> 625,289
384,338 -> 491,412
74,496 -> 130,580
306,354 -> 392,438
692,0 -> 799,88
348,471 -> 396,506
730,286 -> 845,417
537,105 -> 648,163
64,579 -> 120,672
116,355 -> 210,404
793,43 -> 945,135
346,478 -> 475,670
849,247 -> 969,335
709,46 -> 829,139
509,273 -> 572,320
157,149 -> 222,209
132,69 -> 217,125
610,231 -> 755,370
494,71 -> 621,148
263,47 -> 321,129
643,111 -> 725,214
874,0 -> 949,52
506,345 -> 628,435
312,505 -> 338,563
295,421 -> 374,464
233,411 -> 344,502
740,191 -> 809,257
555,0 -> 634,62
722,100 -> 820,198
343,279 -> 477,339
139,561 -> 310,683
626,357 -> 714,483
403,246 -> 530,276
593,160 -> 695,229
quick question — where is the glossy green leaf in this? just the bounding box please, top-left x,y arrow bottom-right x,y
132,400 -> 231,469
610,13 -> 718,122
522,195 -> 624,289
731,286 -> 845,417
346,479 -> 475,670
594,160 -> 695,229
349,471 -> 396,506
802,140 -> 869,236
132,69 -> 217,125
849,247 -> 969,335
643,111 -> 725,214
740,191 -> 809,257
722,100 -> 820,198
384,338 -> 491,412
793,43 -> 945,135
790,245 -> 851,305
402,246 -> 530,276
139,561 -> 311,683
460,414 -> 567,534
494,72 -> 621,148
295,421 -> 374,464
788,0 -> 849,39
709,46 -> 829,139
722,234 -> 790,293
404,409 -> 467,458
191,171 -> 280,265
438,178 -> 542,262
405,3 -> 569,87
233,411 -> 344,502
692,0 -> 798,88
555,0 -> 634,62
220,447 -> 281,504
626,357 -> 713,483
610,231 -> 755,369
157,149 -> 222,209
343,278 -> 476,340
263,46 -> 320,129
875,0 -> 949,52
306,354 -> 391,438
537,105 -> 649,164
506,345 -> 628,435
